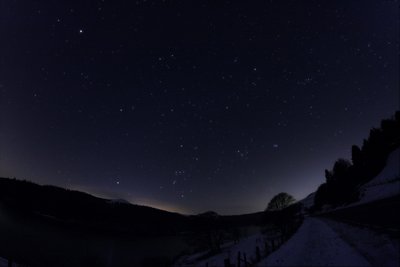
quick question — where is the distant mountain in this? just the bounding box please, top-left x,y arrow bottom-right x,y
197,211 -> 219,218
108,198 -> 131,205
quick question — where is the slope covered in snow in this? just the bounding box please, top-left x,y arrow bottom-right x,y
355,148 -> 400,206
298,192 -> 315,210
365,148 -> 400,186
256,217 -> 371,266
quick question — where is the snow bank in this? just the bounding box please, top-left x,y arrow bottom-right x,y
175,232 -> 265,267
256,218 -> 371,266
323,218 -> 400,267
355,148 -> 400,206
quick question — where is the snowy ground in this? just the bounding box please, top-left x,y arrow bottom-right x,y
176,214 -> 399,267
256,217 -> 372,267
174,232 -> 266,267
255,150 -> 400,267
0,257 -> 7,267
323,218 -> 399,267
0,257 -> 26,267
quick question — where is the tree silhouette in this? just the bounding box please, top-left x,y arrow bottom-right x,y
351,145 -> 362,166
331,159 -> 352,182
266,192 -> 295,211
314,183 -> 328,209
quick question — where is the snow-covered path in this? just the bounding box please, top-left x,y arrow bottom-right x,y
257,217 -> 371,266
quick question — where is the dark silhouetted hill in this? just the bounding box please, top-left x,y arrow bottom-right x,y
0,177 -> 265,236
0,177 -> 189,236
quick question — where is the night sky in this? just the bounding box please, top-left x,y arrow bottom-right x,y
0,1 -> 398,215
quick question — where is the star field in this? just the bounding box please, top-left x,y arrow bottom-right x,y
0,1 -> 398,214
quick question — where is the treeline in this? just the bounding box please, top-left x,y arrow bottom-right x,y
313,111 -> 400,210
